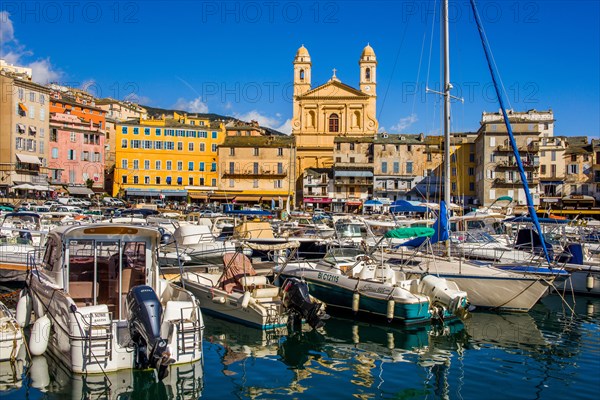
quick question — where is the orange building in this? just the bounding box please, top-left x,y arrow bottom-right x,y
49,85 -> 106,130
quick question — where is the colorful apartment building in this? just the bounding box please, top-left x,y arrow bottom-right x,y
114,115 -> 224,200
48,113 -> 105,188
217,135 -> 296,206
0,71 -> 51,190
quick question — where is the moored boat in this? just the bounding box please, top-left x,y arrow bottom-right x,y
19,223 -> 204,379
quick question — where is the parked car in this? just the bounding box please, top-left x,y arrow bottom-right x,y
19,202 -> 38,210
102,197 -> 125,207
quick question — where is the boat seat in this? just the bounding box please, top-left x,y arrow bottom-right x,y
239,275 -> 268,287
252,287 -> 281,299
69,281 -> 99,306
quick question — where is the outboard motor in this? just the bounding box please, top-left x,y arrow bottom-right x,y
126,285 -> 174,380
281,278 -> 327,331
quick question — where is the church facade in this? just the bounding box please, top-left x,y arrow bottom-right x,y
291,44 -> 379,177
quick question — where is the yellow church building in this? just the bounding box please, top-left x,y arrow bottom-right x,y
292,44 -> 379,177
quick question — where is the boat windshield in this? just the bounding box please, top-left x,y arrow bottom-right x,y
67,239 -> 147,319
336,222 -> 368,239
322,247 -> 363,264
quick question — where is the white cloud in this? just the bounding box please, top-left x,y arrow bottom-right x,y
26,58 -> 62,84
0,12 -> 62,84
173,97 -> 209,113
276,119 -> 292,134
390,113 -> 418,132
0,11 -> 15,42
233,110 -> 292,134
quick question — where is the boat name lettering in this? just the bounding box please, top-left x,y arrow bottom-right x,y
362,284 -> 390,294
317,272 -> 339,283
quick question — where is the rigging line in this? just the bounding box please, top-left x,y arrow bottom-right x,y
377,15 -> 411,121
425,0 -> 439,92
412,19 -> 429,117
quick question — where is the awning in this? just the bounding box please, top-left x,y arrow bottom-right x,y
346,201 -> 363,206
233,196 -> 261,202
17,124 -> 25,132
540,181 -> 564,185
335,170 -> 373,177
162,190 -> 187,197
16,153 -> 41,164
188,192 -> 208,200
18,103 -> 28,113
67,186 -> 94,196
303,197 -> 332,204
126,189 -> 159,196
29,126 -> 37,133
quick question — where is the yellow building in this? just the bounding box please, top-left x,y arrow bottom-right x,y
217,135 -> 296,206
113,115 -> 225,201
292,44 -> 378,176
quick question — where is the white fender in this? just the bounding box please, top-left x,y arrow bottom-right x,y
240,291 -> 251,309
212,296 -> 226,304
352,292 -> 360,313
30,315 -> 51,356
29,356 -> 50,389
15,291 -> 32,327
387,299 -> 395,320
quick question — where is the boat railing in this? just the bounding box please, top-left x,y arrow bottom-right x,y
185,271 -> 218,287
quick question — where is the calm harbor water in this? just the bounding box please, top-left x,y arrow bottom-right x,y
1,294 -> 599,399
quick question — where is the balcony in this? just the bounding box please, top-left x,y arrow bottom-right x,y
222,169 -> 288,178
494,160 -> 538,169
493,177 -> 539,186
496,142 -> 539,153
335,162 -> 372,168
335,179 -> 373,187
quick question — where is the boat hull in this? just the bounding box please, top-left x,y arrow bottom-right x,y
183,274 -> 288,330
278,269 -> 441,325
28,276 -> 203,375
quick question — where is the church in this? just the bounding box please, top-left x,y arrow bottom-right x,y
291,44 -> 379,176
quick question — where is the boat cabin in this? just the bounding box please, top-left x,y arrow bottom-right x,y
41,225 -> 160,320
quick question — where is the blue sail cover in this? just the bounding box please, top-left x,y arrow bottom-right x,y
401,201 -> 449,247
389,200 -> 428,213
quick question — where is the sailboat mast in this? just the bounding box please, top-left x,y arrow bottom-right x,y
443,0 -> 452,256
443,0 -> 451,208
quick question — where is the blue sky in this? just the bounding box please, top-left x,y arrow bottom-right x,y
1,0 -> 598,136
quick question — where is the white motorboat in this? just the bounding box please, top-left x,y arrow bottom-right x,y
0,212 -> 46,282
275,246 -> 469,325
18,223 -> 204,380
182,242 -> 327,330
160,224 -> 248,265
0,300 -> 24,362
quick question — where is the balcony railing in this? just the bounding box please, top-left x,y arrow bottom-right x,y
222,169 -> 288,178
496,142 -> 539,152
335,162 -> 372,168
335,179 -> 373,186
495,160 -> 538,169
493,177 -> 539,186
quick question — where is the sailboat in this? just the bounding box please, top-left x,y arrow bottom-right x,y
381,0 -> 556,312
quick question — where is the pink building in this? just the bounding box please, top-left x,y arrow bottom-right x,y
48,113 -> 105,189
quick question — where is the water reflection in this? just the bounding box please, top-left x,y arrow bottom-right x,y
2,295 -> 598,399
5,351 -> 203,400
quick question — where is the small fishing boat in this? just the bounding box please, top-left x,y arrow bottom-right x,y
182,242 -> 327,330
18,224 -> 204,380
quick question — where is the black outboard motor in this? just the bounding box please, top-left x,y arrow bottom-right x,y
281,278 -> 327,331
126,285 -> 174,380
